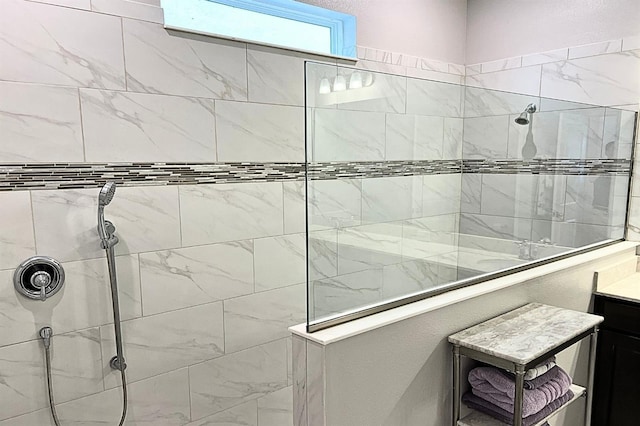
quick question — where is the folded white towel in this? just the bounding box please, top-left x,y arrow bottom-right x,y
524,358 -> 556,380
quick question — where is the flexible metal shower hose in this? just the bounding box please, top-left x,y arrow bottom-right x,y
43,343 -> 128,426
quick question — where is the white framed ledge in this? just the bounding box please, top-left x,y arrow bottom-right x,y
290,241 -> 639,346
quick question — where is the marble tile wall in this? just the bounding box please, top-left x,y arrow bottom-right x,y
1,1 -> 637,424
462,39 -> 639,247
0,0 -> 421,424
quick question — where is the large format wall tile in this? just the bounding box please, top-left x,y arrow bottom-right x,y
308,230 -> 339,281
336,223 -> 403,276
90,0 -> 164,23
180,182 -> 284,246
189,339 -> 288,419
0,191 -> 35,270
385,114 -> 444,160
254,234 -> 305,291
0,328 -> 102,421
541,51 -> 640,106
422,174 -> 461,216
30,0 -> 91,9
463,116 -> 509,159
123,19 -> 247,99
362,176 -> 422,222
564,175 -> 628,227
283,181 -> 306,235
310,108 -> 385,161
0,0 -> 125,89
224,285 -> 305,353
140,241 -> 254,315
247,45 -> 305,106
382,258 -> 441,299
406,78 -> 462,117
464,86 -> 539,118
55,368 -> 190,425
32,186 -> 181,261
443,117 -> 463,159
480,175 -> 537,218
216,101 -> 304,162
257,386 -> 294,426
307,179 -> 362,230
532,220 -> 623,248
459,213 -> 532,241
461,174 -> 481,214
101,302 -> 224,388
466,66 -> 542,96
335,69 -> 407,114
311,268 -> 383,320
185,400 -> 258,426
0,255 -> 141,347
0,82 -> 83,162
402,215 -> 458,260
81,89 -> 216,162
507,109 -> 605,159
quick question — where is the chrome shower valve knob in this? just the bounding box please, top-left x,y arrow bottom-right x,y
14,256 -> 65,302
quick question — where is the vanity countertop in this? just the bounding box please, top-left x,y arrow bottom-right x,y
594,272 -> 640,304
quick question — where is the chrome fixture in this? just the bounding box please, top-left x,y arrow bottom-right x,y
39,182 -> 128,426
39,326 -> 62,425
14,256 -> 65,301
516,240 -> 537,260
514,103 -> 538,160
98,181 -> 119,249
97,181 -> 129,424
514,103 -> 537,125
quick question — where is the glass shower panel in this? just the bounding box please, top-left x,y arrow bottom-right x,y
305,62 -> 636,330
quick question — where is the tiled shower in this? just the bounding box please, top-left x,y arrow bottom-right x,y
0,0 -> 639,425
0,0 -> 312,423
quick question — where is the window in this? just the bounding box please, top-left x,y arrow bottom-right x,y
161,0 -> 357,58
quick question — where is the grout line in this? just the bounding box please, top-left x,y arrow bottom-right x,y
187,365 -> 193,422
120,17 -> 128,92
77,88 -> 87,162
27,190 -> 39,256
136,253 -> 144,317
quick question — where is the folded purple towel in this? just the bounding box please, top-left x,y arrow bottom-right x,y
462,389 -> 574,426
502,365 -> 565,390
469,366 -> 572,417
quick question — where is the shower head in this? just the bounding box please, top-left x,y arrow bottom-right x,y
99,182 -> 116,207
515,111 -> 530,125
514,103 -> 537,125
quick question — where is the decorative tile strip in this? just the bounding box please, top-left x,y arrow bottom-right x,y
462,159 -> 631,175
0,159 -> 631,191
308,160 -> 462,180
0,162 -> 306,191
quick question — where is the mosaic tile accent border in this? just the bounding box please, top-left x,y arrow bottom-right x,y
0,162 -> 305,191
308,160 -> 461,180
0,159 -> 631,191
462,159 -> 631,175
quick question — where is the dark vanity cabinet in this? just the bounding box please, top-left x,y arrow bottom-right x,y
592,296 -> 640,426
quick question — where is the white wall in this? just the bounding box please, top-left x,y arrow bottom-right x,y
299,0 -> 468,64
466,0 -> 640,64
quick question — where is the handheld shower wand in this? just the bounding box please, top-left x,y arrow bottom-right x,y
98,182 -> 119,249
39,182 -> 129,426
97,182 -> 128,425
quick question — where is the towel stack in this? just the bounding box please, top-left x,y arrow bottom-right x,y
462,358 -> 574,426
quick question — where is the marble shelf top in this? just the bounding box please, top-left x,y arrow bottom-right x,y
448,303 -> 603,365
